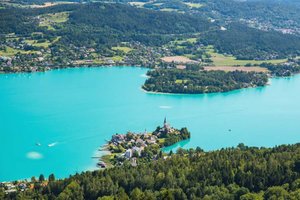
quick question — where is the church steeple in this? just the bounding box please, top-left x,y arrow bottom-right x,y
164,117 -> 167,125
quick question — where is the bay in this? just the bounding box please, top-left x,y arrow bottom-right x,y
0,67 -> 299,181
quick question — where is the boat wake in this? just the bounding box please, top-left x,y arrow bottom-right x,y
47,142 -> 58,147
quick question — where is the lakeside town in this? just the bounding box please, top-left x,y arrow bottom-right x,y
2,32 -> 300,77
0,118 -> 190,195
98,118 -> 190,168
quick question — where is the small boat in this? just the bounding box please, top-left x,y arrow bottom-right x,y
47,142 -> 57,147
97,161 -> 107,168
36,142 -> 41,146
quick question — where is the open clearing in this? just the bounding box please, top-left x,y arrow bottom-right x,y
0,47 -> 37,56
31,2 -> 76,8
112,46 -> 133,53
161,56 -> 197,63
39,12 -> 69,30
25,40 -> 51,48
25,36 -> 60,48
31,2 -> 59,8
184,3 -> 203,8
205,46 -> 287,66
1,1 -> 75,8
172,37 -> 198,45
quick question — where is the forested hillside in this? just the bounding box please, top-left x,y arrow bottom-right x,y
1,1 -> 300,73
200,23 -> 300,60
3,143 -> 300,199
0,2 -> 213,71
62,3 -> 211,47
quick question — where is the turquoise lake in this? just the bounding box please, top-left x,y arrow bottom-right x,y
1,67 -> 300,181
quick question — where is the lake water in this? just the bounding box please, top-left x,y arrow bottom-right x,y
1,67 -> 300,181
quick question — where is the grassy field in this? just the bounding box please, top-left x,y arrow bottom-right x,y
39,12 -> 69,30
100,153 -> 115,168
186,38 -> 198,43
25,36 -> 61,48
52,36 -> 61,43
0,46 -> 37,56
210,52 -> 287,66
206,46 -> 287,66
175,79 -> 188,84
74,59 -> 105,65
25,39 -> 51,48
174,37 -> 197,45
112,46 -> 133,54
30,2 -> 76,8
184,3 -> 203,8
168,37 -> 198,48
111,56 -> 123,62
2,1 -> 75,8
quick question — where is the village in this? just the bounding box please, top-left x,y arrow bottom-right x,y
0,174 -> 53,195
0,35 -> 175,73
98,118 -> 190,168
0,181 -> 27,194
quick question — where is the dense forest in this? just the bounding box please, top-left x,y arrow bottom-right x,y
0,2 -> 211,45
260,62 -> 300,77
143,69 -> 268,94
115,0 -> 300,37
200,23 -> 300,60
3,143 -> 300,199
62,3 -> 211,47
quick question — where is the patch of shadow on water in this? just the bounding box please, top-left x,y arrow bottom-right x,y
162,139 -> 191,153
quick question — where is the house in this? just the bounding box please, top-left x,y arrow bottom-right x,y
132,146 -> 142,156
97,161 -> 107,168
146,136 -> 157,145
18,183 -> 27,191
131,158 -> 137,167
112,134 -> 125,144
136,138 -> 144,145
124,149 -> 132,158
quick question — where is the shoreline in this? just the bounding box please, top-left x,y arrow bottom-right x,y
141,82 -> 272,96
0,63 -> 151,75
95,122 -> 191,168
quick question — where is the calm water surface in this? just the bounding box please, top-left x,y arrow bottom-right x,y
0,67 -> 300,181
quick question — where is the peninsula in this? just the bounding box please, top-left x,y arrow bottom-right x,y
142,68 -> 269,94
142,58 -> 300,94
99,118 -> 190,168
